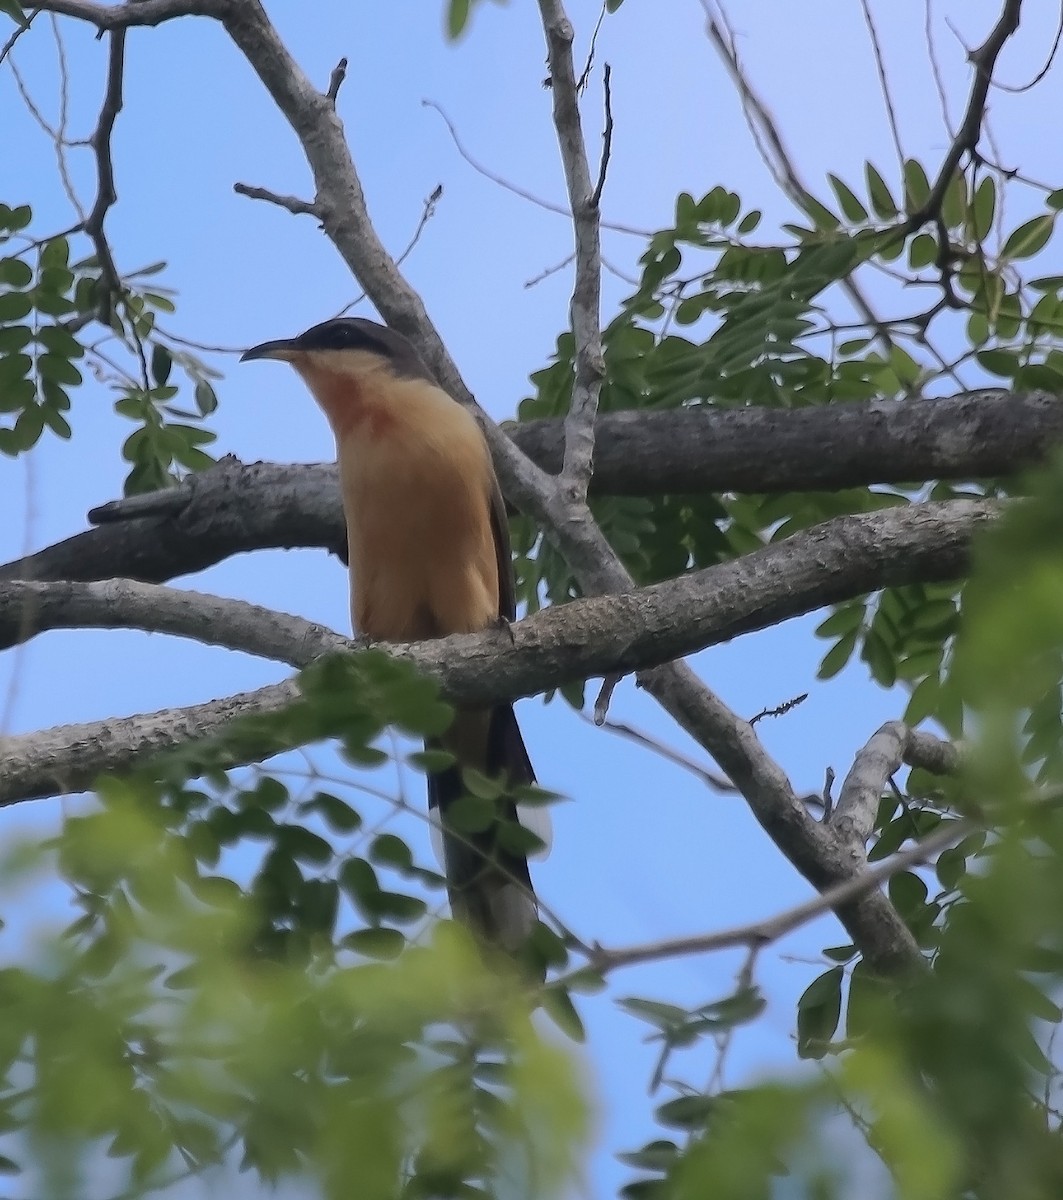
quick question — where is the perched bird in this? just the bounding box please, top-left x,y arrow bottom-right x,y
241,317 -> 540,952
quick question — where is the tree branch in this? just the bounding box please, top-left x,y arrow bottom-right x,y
1,389 -> 1045,587
588,814 -> 966,975
909,0 -> 1025,226
0,577 -> 348,663
30,0 -> 223,29
537,0 -> 606,496
833,720 -> 961,850
2,496 -> 998,873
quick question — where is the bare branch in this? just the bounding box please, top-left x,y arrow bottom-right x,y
421,98 -> 652,239
588,714 -> 734,793
1,501 -> 997,695
589,62 -> 613,211
30,0 -> 224,30
2,388 -> 1042,588
832,721 -> 960,849
0,502 -> 991,828
83,27 -> 125,307
699,0 -> 896,354
749,693 -> 808,727
0,578 -> 348,664
910,0 -> 1025,226
232,182 -> 320,217
325,55 -> 346,103
587,815 -> 966,975
537,0 -> 605,496
1,681 -> 299,806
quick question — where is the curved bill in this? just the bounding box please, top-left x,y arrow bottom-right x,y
240,337 -> 301,363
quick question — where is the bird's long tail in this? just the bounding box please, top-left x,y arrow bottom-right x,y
427,703 -> 539,952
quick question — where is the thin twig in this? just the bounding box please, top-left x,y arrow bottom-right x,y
85,27 -> 127,315
583,817 -> 966,976
859,0 -> 905,174
0,7 -> 36,65
908,0 -> 1025,226
749,693 -> 808,726
325,55 -> 347,102
333,185 -> 443,320
589,62 -> 613,211
422,97 -> 652,238
592,671 -> 621,725
232,182 -> 320,217
585,713 -> 735,793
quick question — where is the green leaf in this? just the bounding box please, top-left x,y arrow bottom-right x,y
446,0 -> 471,38
796,966 -> 843,1059
341,927 -> 405,959
828,174 -> 868,223
654,1093 -> 716,1130
0,291 -> 32,321
904,674 -> 941,725
37,354 -> 82,386
302,791 -> 361,833
368,833 -> 414,871
194,379 -> 218,416
541,985 -> 585,1042
908,232 -> 937,270
903,158 -> 931,212
818,629 -> 858,680
0,258 -> 32,288
1002,214 -> 1054,260
971,176 -> 996,241
276,824 -> 333,865
941,170 -> 967,228
445,795 -> 496,834
865,162 -> 898,219
0,0 -> 28,25
151,343 -> 172,387
737,209 -> 761,234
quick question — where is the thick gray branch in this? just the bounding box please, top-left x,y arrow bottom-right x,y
1,392 -> 1048,587
32,0 -> 221,27
0,500 -> 990,881
0,578 -> 348,662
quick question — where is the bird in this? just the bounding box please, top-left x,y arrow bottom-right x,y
241,316 -> 541,953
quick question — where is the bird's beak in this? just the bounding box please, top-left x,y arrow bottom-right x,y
240,338 -> 301,363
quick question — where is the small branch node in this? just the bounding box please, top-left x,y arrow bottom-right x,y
325,56 -> 348,102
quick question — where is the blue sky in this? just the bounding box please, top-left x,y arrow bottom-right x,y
3,1 -> 1062,1196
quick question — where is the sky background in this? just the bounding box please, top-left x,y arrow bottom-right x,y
2,1 -> 1062,1196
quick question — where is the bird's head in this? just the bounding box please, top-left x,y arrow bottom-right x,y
241,317 -> 435,432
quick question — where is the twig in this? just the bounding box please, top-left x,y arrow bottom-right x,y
84,27 -> 126,316
523,251 -> 575,289
924,0 -> 955,135
325,55 -> 346,102
589,62 -> 613,211
859,0 -> 905,174
821,766 -> 836,823
699,0 -> 898,357
832,720 -> 960,848
749,692 -> 808,726
0,7 -> 36,65
991,2 -> 1062,93
421,97 -> 652,238
908,0 -> 1025,226
232,182 -> 320,217
592,672 -> 621,725
333,185 -> 443,320
574,0 -> 606,94
584,817 -> 967,976
586,713 -> 734,793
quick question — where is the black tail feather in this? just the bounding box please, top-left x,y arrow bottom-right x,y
427,703 -> 538,951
